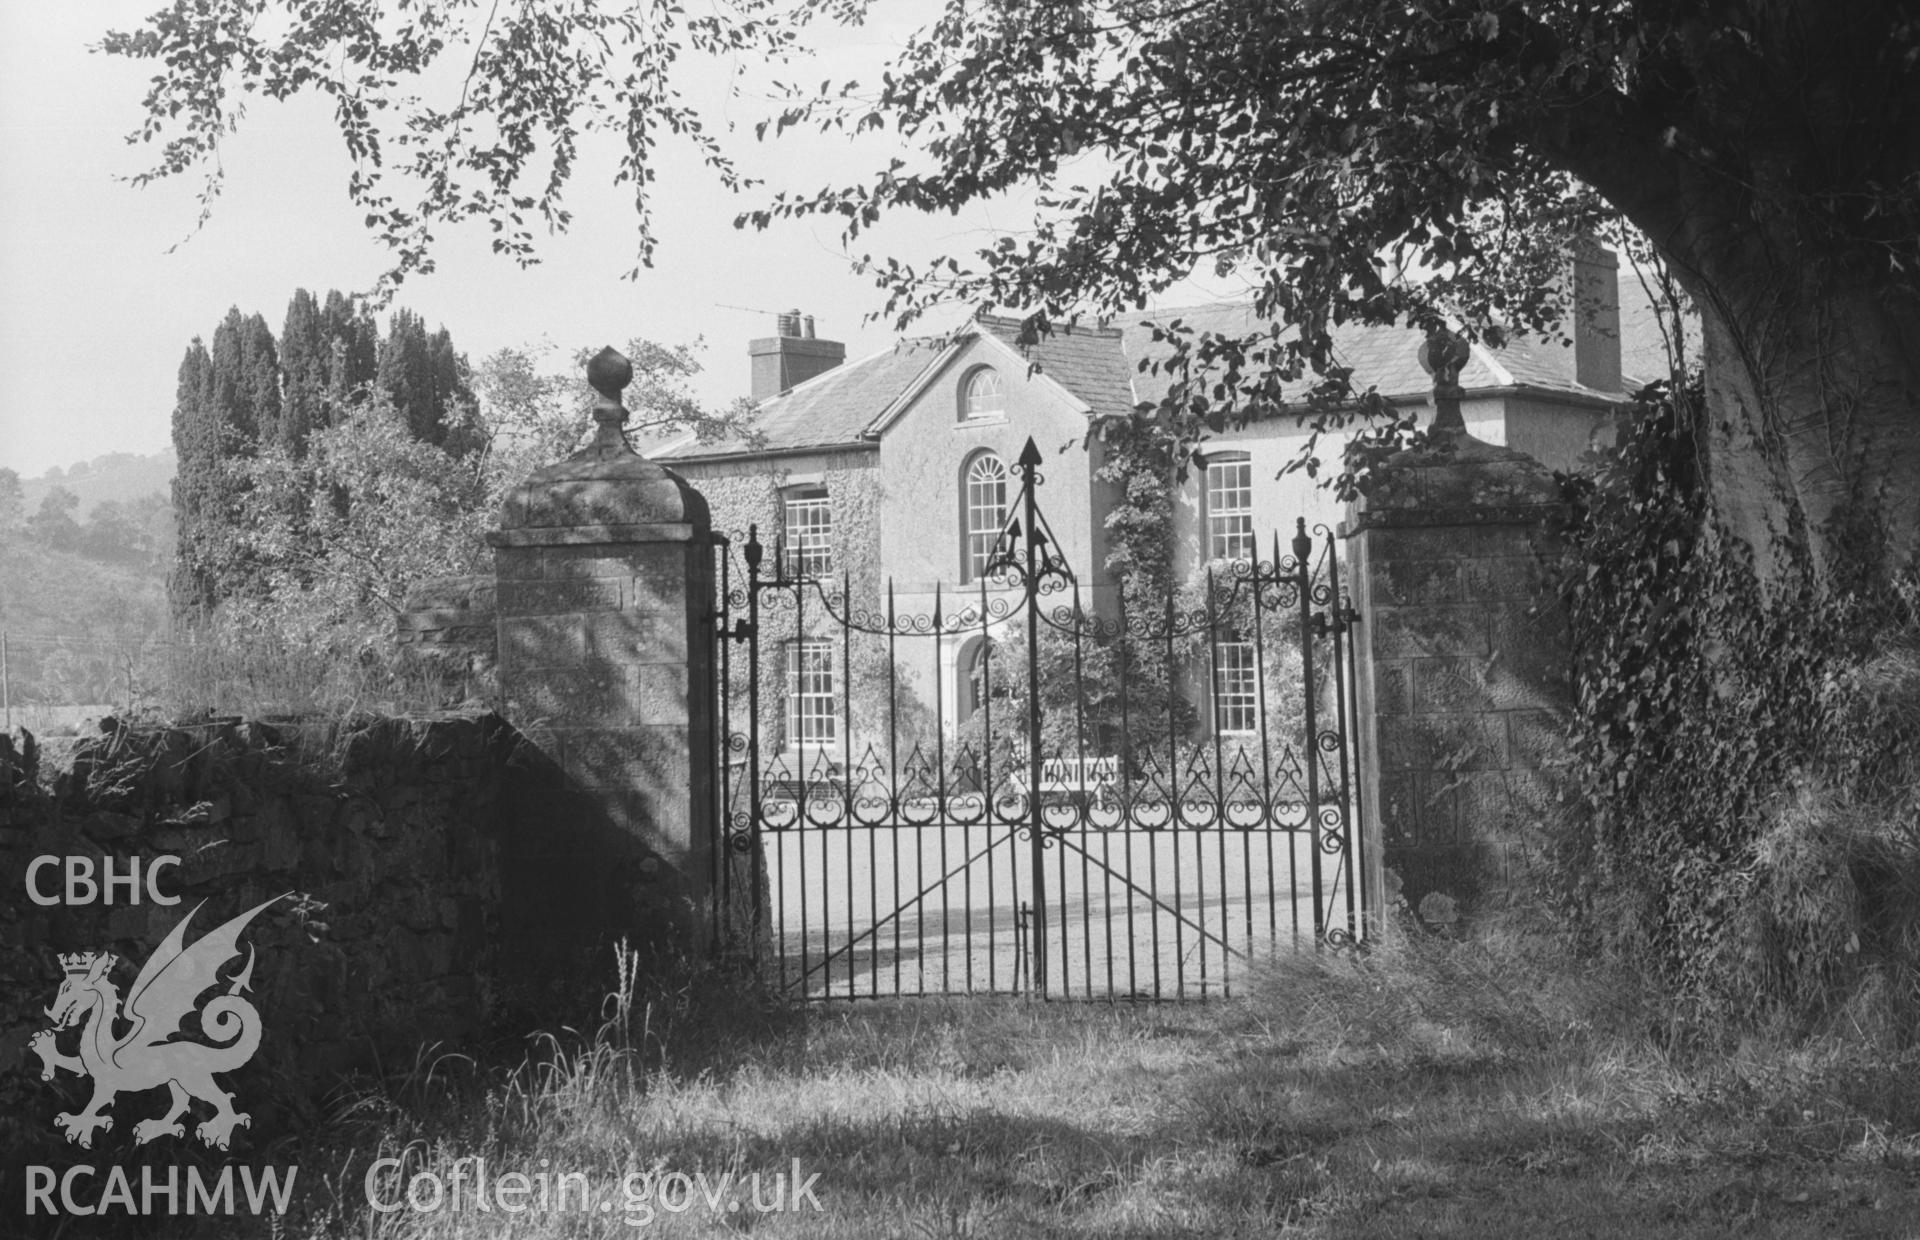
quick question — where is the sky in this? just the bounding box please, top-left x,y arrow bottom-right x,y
0,5 -> 1232,480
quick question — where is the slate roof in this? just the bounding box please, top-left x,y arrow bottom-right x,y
975,315 -> 1136,423
660,338 -> 952,459
662,295 -> 1653,463
1120,302 -> 1646,411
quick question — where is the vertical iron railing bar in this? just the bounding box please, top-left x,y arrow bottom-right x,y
1344,555 -> 1368,939
1203,567 -> 1223,994
1250,539 -> 1274,961
1072,584 -> 1093,999
744,527 -> 773,988
1163,588 -> 1178,999
841,571 -> 857,997
1322,528 -> 1359,943
933,582 -> 951,994
1276,531 -> 1296,951
1293,518 -> 1327,945
976,574 -> 989,993
888,580 -> 903,996
792,562 -> 814,995
1117,586 -> 1138,999
714,537 -> 730,957
1018,451 -> 1050,1001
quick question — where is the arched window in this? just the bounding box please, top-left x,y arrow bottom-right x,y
960,366 -> 1005,420
962,453 -> 1009,581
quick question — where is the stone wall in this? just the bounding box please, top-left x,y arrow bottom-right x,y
0,712 -> 593,1163
395,572 -> 498,692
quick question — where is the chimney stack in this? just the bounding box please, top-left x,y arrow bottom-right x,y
750,308 -> 845,401
1571,240 -> 1622,393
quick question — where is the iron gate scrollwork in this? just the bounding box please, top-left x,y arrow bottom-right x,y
711,439 -> 1367,999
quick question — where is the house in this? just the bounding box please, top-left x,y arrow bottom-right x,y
656,247 -> 1657,754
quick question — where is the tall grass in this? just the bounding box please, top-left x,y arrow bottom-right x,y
171,915 -> 1917,1240
161,609 -> 485,722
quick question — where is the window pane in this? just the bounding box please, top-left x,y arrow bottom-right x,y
786,640 -> 838,746
1206,457 -> 1255,561
964,455 -> 1009,580
963,368 -> 1005,419
783,487 -> 832,576
1214,640 -> 1259,735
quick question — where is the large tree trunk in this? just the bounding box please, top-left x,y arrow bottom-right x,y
1676,248 -> 1920,589
1540,0 -> 1920,591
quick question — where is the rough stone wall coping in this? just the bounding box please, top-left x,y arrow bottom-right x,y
487,522 -> 707,547
1353,503 -> 1566,530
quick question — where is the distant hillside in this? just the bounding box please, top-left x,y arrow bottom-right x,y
20,449 -> 175,517
0,537 -> 169,709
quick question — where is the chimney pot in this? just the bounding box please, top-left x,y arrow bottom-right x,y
749,312 -> 845,401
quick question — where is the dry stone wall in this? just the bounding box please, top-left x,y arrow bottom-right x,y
0,712 -> 595,1162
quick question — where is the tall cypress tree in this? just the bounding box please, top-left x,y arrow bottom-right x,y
378,309 -> 473,448
169,337 -> 222,615
279,289 -> 326,455
377,307 -> 433,442
206,308 -> 280,452
320,289 -> 378,412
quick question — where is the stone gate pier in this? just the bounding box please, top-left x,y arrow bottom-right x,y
1346,331 -> 1577,927
485,347 -> 719,970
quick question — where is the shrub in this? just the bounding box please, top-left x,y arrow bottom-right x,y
1551,382 -> 1920,1041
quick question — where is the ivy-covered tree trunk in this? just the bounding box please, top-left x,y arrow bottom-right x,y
1688,267 -> 1920,585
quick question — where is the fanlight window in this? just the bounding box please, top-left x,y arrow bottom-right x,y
961,367 -> 1006,420
963,453 -> 1009,582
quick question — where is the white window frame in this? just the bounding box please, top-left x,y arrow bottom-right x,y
785,639 -> 839,748
1213,639 -> 1260,736
783,485 -> 832,576
1205,454 -> 1256,562
961,366 -> 1006,420
963,453 -> 1009,582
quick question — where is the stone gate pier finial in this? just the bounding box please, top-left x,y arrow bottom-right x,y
587,345 -> 634,449
1418,326 -> 1471,433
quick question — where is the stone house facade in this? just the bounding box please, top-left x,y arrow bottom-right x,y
656,250 -> 1651,761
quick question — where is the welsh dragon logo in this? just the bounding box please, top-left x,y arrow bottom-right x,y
29,895 -> 286,1150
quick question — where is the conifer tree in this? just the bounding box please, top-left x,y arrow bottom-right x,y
319,289 -> 378,412
169,336 -> 223,614
278,288 -> 327,455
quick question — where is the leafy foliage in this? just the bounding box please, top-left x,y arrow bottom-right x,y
100,0 -> 799,297
1552,382 -> 1920,1029
171,333 -> 752,716
170,292 -> 472,616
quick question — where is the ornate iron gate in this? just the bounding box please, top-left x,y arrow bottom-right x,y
711,440 -> 1366,999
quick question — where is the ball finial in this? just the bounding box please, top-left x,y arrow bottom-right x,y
587,346 -> 633,400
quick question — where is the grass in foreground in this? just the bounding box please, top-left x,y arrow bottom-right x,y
178,934 -> 1920,1237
